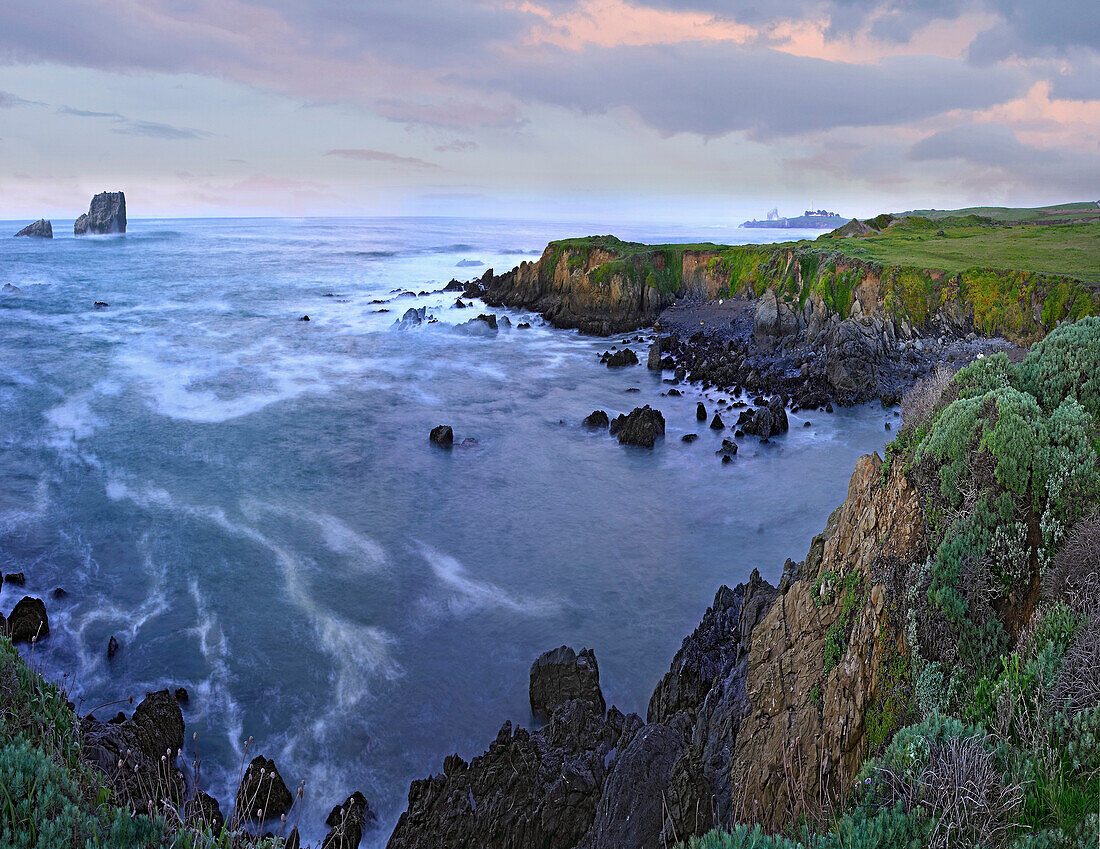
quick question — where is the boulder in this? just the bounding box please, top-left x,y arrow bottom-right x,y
604,348 -> 638,368
14,219 -> 52,238
530,646 -> 606,721
717,439 -> 738,457
321,790 -> 376,849
742,398 -> 789,439
8,596 -> 48,643
236,755 -> 293,822
646,338 -> 663,369
174,687 -> 189,703
74,191 -> 126,235
475,313 -> 498,330
681,433 -> 698,443
5,572 -> 25,586
443,279 -> 464,292
107,635 -> 120,659
394,307 -> 426,327
583,410 -> 610,429
696,402 -> 707,421
609,406 -> 665,449
429,425 -> 453,447
709,412 -> 724,430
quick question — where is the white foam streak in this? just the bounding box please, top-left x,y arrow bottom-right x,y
414,540 -> 558,617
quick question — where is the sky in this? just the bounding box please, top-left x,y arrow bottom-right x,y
0,0 -> 1097,222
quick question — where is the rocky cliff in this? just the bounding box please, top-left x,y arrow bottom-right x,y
75,191 -> 126,235
387,453 -> 928,848
14,219 -> 52,238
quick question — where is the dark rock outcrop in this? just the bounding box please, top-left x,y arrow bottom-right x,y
603,348 -> 638,368
74,191 -> 126,235
696,402 -> 707,421
322,790 -> 376,849
7,596 -> 48,643
185,791 -> 224,832
647,338 -> 663,369
530,646 -> 605,721
236,755 -> 293,822
2,283 -> 21,294
395,307 -> 427,327
709,412 -> 724,430
386,700 -> 642,849
583,410 -> 610,429
14,219 -> 52,238
742,398 -> 789,439
81,689 -> 186,808
609,406 -> 665,448
429,425 -> 454,447
107,635 -> 120,659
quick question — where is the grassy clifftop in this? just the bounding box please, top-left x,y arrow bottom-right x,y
900,201 -> 1100,225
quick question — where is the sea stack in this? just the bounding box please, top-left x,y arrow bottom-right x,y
14,219 -> 53,238
75,191 -> 126,235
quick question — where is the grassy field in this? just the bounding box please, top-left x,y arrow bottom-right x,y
821,220 -> 1100,283
900,200 -> 1100,224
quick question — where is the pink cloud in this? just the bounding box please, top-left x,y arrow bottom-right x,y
324,148 -> 441,169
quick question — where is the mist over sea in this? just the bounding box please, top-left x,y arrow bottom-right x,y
0,217 -> 891,844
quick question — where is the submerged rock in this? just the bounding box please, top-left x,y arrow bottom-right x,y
395,306 -> 427,327
14,219 -> 52,238
107,635 -> 120,659
530,646 -> 606,721
429,425 -> 454,447
604,348 -> 639,368
609,406 -> 665,448
7,596 -> 48,643
74,191 -> 126,235
2,283 -> 21,294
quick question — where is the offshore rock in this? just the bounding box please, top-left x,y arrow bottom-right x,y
74,191 -> 126,235
429,425 -> 454,447
530,646 -> 606,720
742,397 -> 789,439
609,406 -> 665,448
14,219 -> 52,238
583,410 -> 610,429
603,348 -> 638,368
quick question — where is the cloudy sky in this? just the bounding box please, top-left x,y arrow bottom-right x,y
0,0 -> 1097,221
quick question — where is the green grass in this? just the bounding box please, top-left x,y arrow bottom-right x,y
900,201 -> 1100,225
822,221 -> 1100,282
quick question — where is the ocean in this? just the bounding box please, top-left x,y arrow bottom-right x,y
0,217 -> 891,844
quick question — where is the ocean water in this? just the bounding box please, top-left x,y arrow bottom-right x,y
0,217 -> 891,844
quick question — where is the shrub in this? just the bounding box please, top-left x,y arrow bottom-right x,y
1017,316 -> 1100,418
900,365 -> 955,435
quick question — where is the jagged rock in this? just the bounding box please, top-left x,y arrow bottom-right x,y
52,587 -> 68,599
81,689 -> 187,809
321,790 -> 376,849
174,687 -> 189,703
454,298 -> 467,308
74,191 -> 126,235
387,700 -> 642,849
696,402 -> 707,421
429,425 -> 453,447
107,635 -> 120,659
825,319 -> 887,404
8,596 -> 48,643
609,406 -> 665,448
752,290 -> 801,351
236,755 -> 293,822
5,572 -> 25,586
395,307 -> 426,327
475,313 -> 498,330
717,439 -> 737,456
443,279 -> 464,292
709,412 -> 724,430
583,410 -> 610,429
530,646 -> 606,721
93,301 -> 109,308
681,433 -> 698,443
14,219 -> 52,238
604,348 -> 638,368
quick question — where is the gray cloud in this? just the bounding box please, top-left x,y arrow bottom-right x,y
487,44 -> 1027,138
0,89 -> 45,107
113,120 -> 211,140
434,139 -> 479,153
58,105 -> 124,119
325,148 -> 440,168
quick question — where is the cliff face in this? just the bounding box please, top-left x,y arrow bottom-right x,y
75,191 -> 126,235
388,454 -> 928,847
480,243 -> 672,335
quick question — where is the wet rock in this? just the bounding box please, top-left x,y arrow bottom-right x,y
299,315 -> 310,322
709,412 -> 724,430
696,402 -> 707,421
395,307 -> 427,327
646,338 -> 664,369
454,298 -> 467,308
2,283 -> 21,294
530,646 -> 606,721
517,322 -> 531,329
107,635 -> 120,659
321,790 -> 376,849
5,572 -> 25,586
236,755 -> 293,822
609,406 -> 665,448
174,687 -> 189,704
604,348 -> 639,368
14,219 -> 52,238
583,410 -> 610,429
93,301 -> 109,308
74,191 -> 126,235
717,439 -> 738,457
742,398 -> 789,439
8,596 -> 48,643
459,437 -> 479,447
681,433 -> 698,443
443,279 -> 464,292
475,313 -> 498,330
51,587 -> 67,599
429,425 -> 453,447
